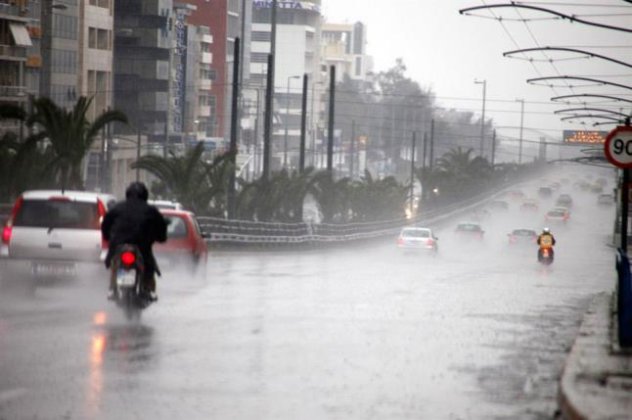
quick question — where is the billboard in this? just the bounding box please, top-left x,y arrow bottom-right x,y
563,130 -> 609,144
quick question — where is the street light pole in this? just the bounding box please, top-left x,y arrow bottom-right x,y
284,75 -> 300,168
474,79 -> 487,157
517,98 -> 525,164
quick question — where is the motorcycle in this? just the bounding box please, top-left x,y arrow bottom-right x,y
110,244 -> 153,320
538,246 -> 554,265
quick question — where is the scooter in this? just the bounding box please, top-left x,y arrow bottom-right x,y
110,244 -> 153,320
538,246 -> 554,266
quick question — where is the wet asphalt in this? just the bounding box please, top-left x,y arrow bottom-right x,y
0,171 -> 617,419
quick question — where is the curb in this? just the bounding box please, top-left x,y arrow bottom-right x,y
557,292 -> 632,420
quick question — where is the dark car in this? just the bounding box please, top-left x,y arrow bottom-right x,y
153,209 -> 209,277
538,186 -> 553,198
597,194 -> 614,206
556,194 -> 573,208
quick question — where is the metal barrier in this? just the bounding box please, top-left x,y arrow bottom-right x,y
616,249 -> 632,347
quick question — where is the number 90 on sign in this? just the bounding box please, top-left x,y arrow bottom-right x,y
604,127 -> 632,169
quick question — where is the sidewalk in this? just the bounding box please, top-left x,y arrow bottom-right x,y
558,292 -> 632,419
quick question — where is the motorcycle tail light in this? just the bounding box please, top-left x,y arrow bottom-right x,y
120,251 -> 136,267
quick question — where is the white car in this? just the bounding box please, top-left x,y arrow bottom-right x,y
1,190 -> 117,292
397,227 -> 438,253
148,199 -> 184,210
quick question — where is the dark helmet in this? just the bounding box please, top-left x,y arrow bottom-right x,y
125,182 -> 149,201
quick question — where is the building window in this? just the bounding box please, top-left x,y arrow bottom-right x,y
89,27 -> 111,50
51,49 -> 77,74
252,31 -> 270,42
53,15 -> 78,40
89,0 -> 110,8
251,52 -> 268,63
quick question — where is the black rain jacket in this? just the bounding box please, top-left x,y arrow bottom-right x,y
101,198 -> 168,276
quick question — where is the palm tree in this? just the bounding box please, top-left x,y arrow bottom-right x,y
132,142 -> 234,214
15,96 -> 128,191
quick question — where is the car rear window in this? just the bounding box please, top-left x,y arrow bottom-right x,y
402,229 -> 429,238
166,216 -> 188,239
14,199 -> 99,229
457,224 -> 481,231
513,229 -> 535,236
548,210 -> 565,217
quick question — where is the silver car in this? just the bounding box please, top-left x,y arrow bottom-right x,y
397,227 -> 438,253
1,190 -> 117,291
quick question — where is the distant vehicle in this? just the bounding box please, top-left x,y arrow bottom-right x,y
520,199 -> 539,212
455,222 -> 484,240
550,182 -> 561,190
538,186 -> 553,198
1,190 -> 117,292
148,200 -> 185,211
590,184 -> 604,194
488,200 -> 509,211
507,228 -> 538,245
153,209 -> 209,277
555,194 -> 573,208
396,227 -> 438,253
597,194 -> 614,206
545,207 -> 570,224
508,190 -> 525,200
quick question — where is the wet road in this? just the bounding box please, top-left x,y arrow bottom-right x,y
0,173 -> 617,419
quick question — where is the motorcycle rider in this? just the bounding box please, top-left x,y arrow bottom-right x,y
537,227 -> 556,262
101,182 -> 168,301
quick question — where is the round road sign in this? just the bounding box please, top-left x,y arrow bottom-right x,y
604,126 -> 632,169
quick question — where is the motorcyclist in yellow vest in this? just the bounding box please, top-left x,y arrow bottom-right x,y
537,227 -> 556,261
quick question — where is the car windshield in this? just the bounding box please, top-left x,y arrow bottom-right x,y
165,216 -> 188,238
13,199 -> 99,229
402,229 -> 430,238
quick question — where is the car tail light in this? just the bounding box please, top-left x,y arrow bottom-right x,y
427,238 -> 435,246
96,199 -> 106,223
397,237 -> 404,246
2,196 -> 23,245
120,251 -> 136,267
2,225 -> 12,244
49,196 -> 71,202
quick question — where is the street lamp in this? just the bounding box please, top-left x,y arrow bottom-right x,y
283,75 -> 301,168
516,98 -> 525,164
310,80 -> 324,167
474,79 -> 487,157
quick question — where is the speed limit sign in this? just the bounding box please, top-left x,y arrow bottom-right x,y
604,126 -> 632,169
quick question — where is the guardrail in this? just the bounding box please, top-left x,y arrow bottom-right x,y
197,184 -> 510,247
0,177 -> 533,248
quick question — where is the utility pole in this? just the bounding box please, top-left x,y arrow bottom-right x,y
262,0 -> 277,180
410,131 -> 417,216
475,79 -> 487,157
327,65 -> 336,173
517,98 -> 525,164
491,129 -> 496,168
429,119 -> 435,171
228,38 -> 241,219
299,74 -> 308,173
422,132 -> 427,170
349,120 -> 356,179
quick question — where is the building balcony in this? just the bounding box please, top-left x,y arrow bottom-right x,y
0,44 -> 27,60
0,85 -> 27,101
201,52 -> 212,64
198,105 -> 211,117
199,79 -> 212,90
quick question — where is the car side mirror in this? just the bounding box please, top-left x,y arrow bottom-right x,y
201,232 -> 210,239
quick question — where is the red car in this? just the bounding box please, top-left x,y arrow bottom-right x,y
153,209 -> 208,277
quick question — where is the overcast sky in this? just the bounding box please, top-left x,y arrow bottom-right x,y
321,0 -> 632,153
